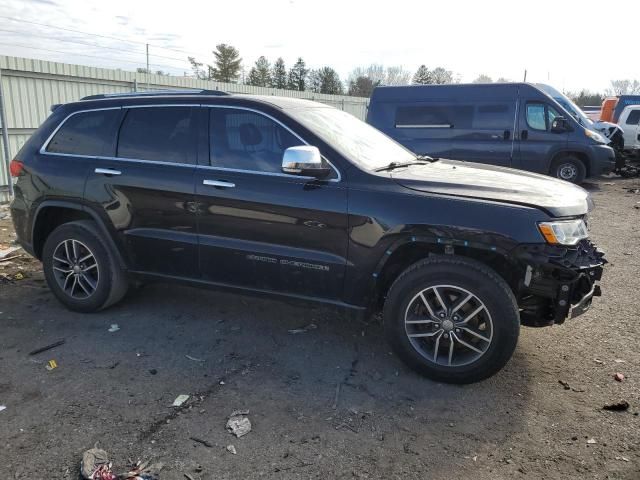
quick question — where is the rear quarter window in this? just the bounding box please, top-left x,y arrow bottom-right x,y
395,105 -> 472,128
625,110 -> 640,125
46,109 -> 121,156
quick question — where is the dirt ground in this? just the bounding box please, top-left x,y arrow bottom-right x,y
0,176 -> 639,480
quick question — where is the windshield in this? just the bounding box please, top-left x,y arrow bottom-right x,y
536,84 -> 593,127
287,107 -> 416,170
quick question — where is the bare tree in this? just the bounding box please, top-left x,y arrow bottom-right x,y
348,64 -> 412,87
607,79 -> 640,95
472,74 -> 493,83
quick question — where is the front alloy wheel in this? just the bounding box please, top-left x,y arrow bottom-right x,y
383,256 -> 520,383
404,285 -> 493,367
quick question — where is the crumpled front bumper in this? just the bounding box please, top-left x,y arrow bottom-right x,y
512,240 -> 606,327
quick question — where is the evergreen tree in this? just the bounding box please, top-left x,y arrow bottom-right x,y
210,44 -> 242,83
412,65 -> 433,85
247,56 -> 272,87
308,67 -> 343,94
287,57 -> 308,91
272,57 -> 287,89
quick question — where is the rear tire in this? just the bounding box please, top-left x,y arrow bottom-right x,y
42,220 -> 128,312
383,256 -> 520,384
550,155 -> 586,184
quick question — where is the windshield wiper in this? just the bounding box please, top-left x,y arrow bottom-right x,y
374,155 -> 437,172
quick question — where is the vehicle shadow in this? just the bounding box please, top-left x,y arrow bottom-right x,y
0,280 -> 533,478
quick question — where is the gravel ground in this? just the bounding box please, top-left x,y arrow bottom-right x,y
0,176 -> 639,480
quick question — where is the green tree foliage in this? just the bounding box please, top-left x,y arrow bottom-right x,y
247,56 -> 272,87
412,65 -> 456,85
210,44 -> 242,83
568,90 -> 605,107
272,57 -> 287,89
348,75 -> 377,97
287,58 -> 308,91
308,67 -> 344,94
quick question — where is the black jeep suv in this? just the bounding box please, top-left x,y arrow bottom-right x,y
9,90 -> 605,383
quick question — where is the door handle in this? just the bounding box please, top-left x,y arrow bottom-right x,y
203,179 -> 235,188
95,168 -> 121,176
521,130 -> 529,140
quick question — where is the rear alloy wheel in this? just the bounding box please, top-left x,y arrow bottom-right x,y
383,256 -> 520,384
43,220 -> 128,312
551,155 -> 586,184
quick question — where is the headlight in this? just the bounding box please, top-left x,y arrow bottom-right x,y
538,219 -> 588,245
584,129 -> 606,144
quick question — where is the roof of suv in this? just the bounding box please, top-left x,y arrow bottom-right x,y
72,89 -> 330,112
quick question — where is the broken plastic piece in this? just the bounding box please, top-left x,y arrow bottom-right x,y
226,410 -> 252,437
172,394 -> 189,407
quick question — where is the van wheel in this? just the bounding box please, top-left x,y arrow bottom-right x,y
42,220 -> 128,312
551,155 -> 586,183
383,256 -> 520,384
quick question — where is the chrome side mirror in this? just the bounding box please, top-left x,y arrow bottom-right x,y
282,146 -> 330,178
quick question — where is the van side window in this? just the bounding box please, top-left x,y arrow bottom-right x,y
472,104 -> 513,129
626,110 -> 640,125
526,103 -> 561,131
46,109 -> 121,156
209,108 -> 304,174
395,105 -> 472,128
117,107 -> 196,164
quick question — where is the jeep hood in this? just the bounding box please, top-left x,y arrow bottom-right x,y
390,159 -> 593,217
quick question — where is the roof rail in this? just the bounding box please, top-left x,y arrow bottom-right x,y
80,89 -> 230,100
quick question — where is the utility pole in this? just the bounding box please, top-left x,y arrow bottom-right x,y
523,69 -> 527,82
146,43 -> 150,91
0,68 -> 14,198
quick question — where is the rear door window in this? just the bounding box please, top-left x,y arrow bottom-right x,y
46,109 -> 121,156
117,107 -> 196,164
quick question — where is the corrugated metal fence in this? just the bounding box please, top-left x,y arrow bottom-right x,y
0,55 -> 370,201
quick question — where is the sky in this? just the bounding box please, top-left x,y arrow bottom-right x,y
0,0 -> 637,93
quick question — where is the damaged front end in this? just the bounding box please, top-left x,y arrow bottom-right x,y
512,240 -> 606,327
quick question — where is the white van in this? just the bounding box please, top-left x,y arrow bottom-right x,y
618,105 -> 640,153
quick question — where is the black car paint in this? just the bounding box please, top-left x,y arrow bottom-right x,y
10,94 -> 603,325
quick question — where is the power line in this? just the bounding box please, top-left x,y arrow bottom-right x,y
0,41 -> 187,73
0,15 -> 203,58
0,27 -> 188,63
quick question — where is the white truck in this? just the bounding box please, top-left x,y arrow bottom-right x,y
618,105 -> 640,154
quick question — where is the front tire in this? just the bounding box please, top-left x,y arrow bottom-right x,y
42,220 -> 128,312
383,256 -> 520,384
551,155 -> 586,184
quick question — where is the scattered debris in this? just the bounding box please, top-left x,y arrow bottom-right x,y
226,410 -> 252,437
587,438 -> 597,445
189,436 -> 213,448
14,272 -> 24,280
81,448 -> 112,479
614,359 -> 626,363
559,380 -> 570,390
0,246 -> 20,260
593,358 -> 604,364
172,394 -> 190,407
149,369 -> 157,375
226,444 -> 237,455
29,339 -> 65,356
108,324 -> 120,333
184,474 -> 196,480
0,405 -> 6,412
288,323 -> 317,334
615,456 -> 630,462
614,372 -> 625,382
603,400 -> 630,411
185,354 -> 205,363
45,359 -> 58,371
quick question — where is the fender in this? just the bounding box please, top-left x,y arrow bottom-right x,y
31,199 -> 129,269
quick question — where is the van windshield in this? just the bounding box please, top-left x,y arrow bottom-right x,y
288,107 -> 416,170
536,84 -> 593,128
